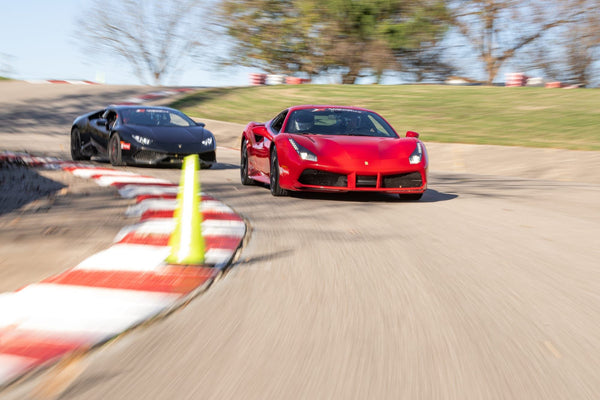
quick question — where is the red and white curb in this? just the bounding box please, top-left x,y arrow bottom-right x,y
0,152 -> 246,389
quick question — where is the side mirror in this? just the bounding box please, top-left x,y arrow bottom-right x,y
252,125 -> 268,141
405,131 -> 419,138
96,118 -> 108,128
196,121 -> 206,127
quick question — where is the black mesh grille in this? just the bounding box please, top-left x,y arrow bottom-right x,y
381,172 -> 422,188
356,175 -> 377,188
133,150 -> 216,164
133,150 -> 165,162
298,169 -> 347,187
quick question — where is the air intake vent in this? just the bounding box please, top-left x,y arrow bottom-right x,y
299,169 -> 347,187
382,172 -> 422,188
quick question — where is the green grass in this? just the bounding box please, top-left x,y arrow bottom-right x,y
171,85 -> 600,151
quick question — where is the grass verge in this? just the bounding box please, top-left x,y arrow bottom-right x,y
171,85 -> 600,151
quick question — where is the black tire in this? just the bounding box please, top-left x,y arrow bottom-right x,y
240,140 -> 254,185
200,161 -> 213,170
270,147 -> 287,196
70,127 -> 90,161
108,133 -> 125,166
398,192 -> 423,201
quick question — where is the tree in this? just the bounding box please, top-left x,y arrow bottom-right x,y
522,0 -> 600,86
215,0 -> 311,76
216,0 -> 451,84
75,0 -> 208,85
383,1 -> 454,82
448,0 -> 584,84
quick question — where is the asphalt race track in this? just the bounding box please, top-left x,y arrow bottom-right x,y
1,82 -> 600,399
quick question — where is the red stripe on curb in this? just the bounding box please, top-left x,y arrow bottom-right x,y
0,333 -> 86,365
134,194 -> 217,203
89,173 -> 156,180
139,209 -> 243,222
117,232 -> 242,250
136,193 -> 177,202
42,267 -> 218,294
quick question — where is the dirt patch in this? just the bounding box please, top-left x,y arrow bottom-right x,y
0,163 -> 132,292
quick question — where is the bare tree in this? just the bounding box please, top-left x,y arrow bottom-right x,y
522,0 -> 600,86
75,0 -> 209,85
449,0 -> 584,84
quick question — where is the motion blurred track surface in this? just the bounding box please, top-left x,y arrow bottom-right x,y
2,82 -> 600,399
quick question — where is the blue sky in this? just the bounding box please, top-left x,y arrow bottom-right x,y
1,0 -> 540,87
0,0 -> 251,86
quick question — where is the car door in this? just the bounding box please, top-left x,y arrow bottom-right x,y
249,110 -> 287,176
90,109 -> 117,153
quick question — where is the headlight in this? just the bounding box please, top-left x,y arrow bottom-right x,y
289,138 -> 317,162
202,137 -> 213,147
409,142 -> 423,164
132,134 -> 153,146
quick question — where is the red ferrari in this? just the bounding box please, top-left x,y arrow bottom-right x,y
240,105 -> 428,200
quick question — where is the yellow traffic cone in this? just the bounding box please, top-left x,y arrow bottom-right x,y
166,154 -> 205,265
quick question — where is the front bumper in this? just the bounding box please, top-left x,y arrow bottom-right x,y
285,167 -> 427,193
121,141 -> 216,166
129,149 -> 216,165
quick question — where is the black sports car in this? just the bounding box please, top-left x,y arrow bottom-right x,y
70,105 -> 216,168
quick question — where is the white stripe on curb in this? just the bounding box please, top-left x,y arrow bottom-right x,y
71,168 -> 140,179
95,175 -> 173,187
0,284 -> 179,341
114,219 -> 246,242
119,185 -> 180,198
74,244 -> 170,272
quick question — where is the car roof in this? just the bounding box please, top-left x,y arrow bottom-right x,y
288,105 -> 374,113
108,105 -> 177,112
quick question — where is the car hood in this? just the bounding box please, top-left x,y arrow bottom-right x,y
127,125 -> 212,144
295,134 -> 418,161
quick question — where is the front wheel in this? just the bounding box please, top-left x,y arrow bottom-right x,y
108,133 -> 125,166
269,147 -> 287,196
70,127 -> 90,161
240,140 -> 254,185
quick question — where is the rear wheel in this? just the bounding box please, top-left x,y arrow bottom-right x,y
270,147 -> 287,196
108,133 -> 125,166
70,127 -> 90,161
200,161 -> 213,170
398,192 -> 423,201
240,140 -> 254,185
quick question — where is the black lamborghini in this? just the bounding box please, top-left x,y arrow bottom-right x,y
70,105 -> 216,168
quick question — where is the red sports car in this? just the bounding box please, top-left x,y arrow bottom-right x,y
240,105 -> 428,200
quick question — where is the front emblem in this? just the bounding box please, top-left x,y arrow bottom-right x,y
365,161 -> 369,166
178,144 -> 182,149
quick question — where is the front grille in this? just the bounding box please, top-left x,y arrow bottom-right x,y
133,150 -> 164,163
133,150 -> 216,164
299,169 -> 347,187
356,175 -> 377,188
381,172 -> 423,188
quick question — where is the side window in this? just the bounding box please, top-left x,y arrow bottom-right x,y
270,110 -> 288,133
103,110 -> 118,130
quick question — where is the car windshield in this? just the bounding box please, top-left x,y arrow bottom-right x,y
120,108 -> 196,127
284,108 -> 398,138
